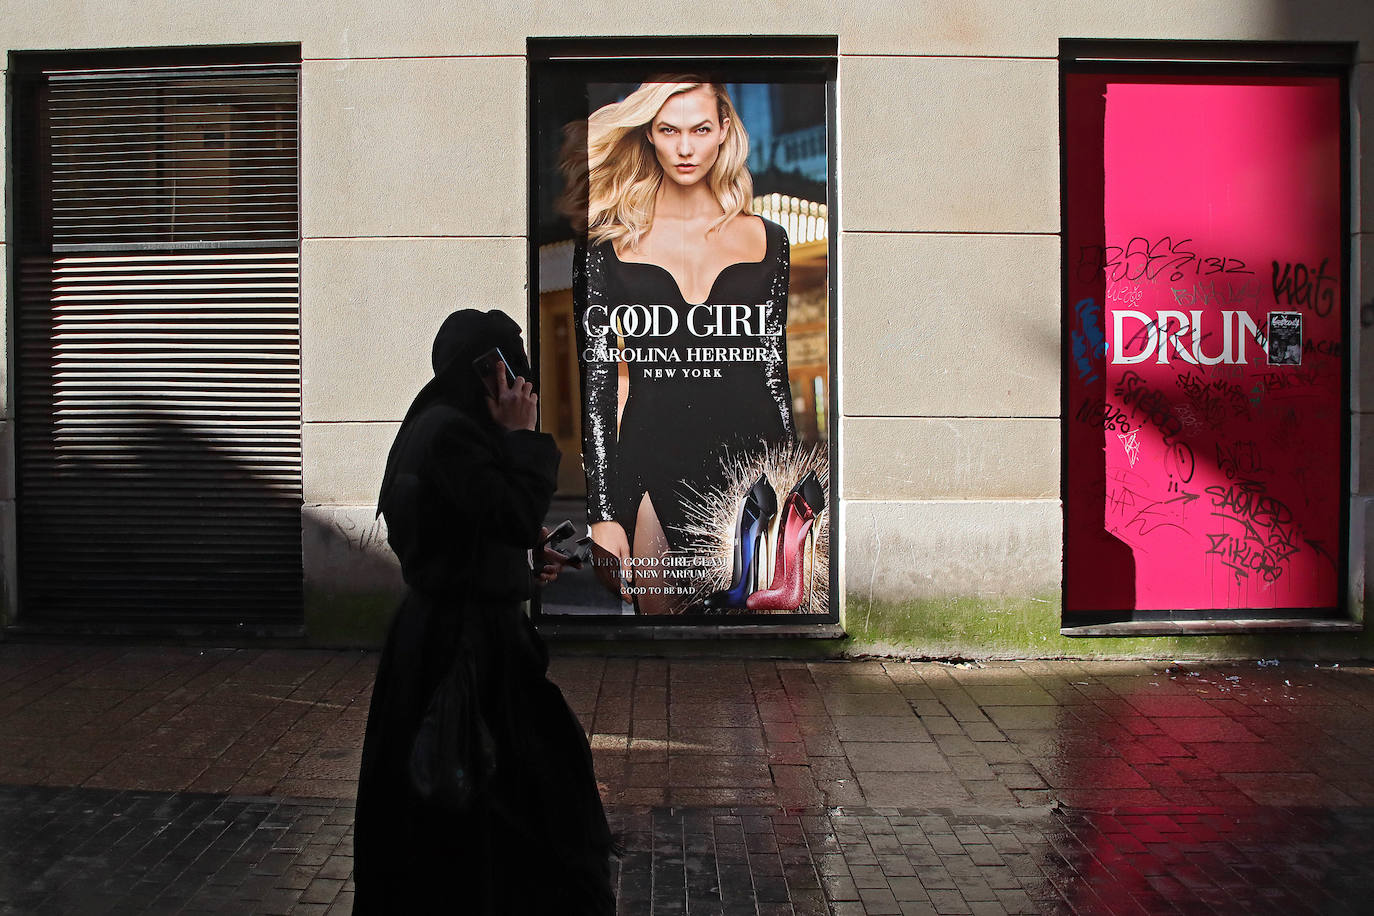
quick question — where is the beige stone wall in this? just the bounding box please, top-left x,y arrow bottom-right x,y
835,56 -> 1064,612
0,1 -> 1368,643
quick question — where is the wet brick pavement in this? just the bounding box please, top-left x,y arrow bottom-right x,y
2,646 -> 1374,913
0,787 -> 354,915
4,787 -> 1374,915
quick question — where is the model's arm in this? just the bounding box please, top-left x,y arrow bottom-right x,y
765,228 -> 797,440
572,241 -> 618,523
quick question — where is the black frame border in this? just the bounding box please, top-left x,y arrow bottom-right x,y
526,36 -> 840,629
5,43 -> 305,631
1057,38 -> 1358,630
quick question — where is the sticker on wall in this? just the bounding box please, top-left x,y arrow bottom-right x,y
1267,312 -> 1302,366
1064,73 -> 1344,615
530,66 -> 833,620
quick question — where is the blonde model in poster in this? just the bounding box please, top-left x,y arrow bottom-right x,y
567,77 -> 796,614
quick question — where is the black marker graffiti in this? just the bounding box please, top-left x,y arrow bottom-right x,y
1304,538 -> 1337,567
1114,371 -> 1185,446
1077,236 -> 1253,285
1122,489 -> 1199,537
333,515 -> 387,554
1165,440 -> 1196,484
1204,478 -> 1302,583
1303,339 -> 1341,358
1169,278 -> 1260,308
1204,531 -> 1298,583
1271,258 -> 1337,318
1075,396 -> 1131,433
1258,365 -> 1325,395
1175,370 -> 1251,426
1215,440 -> 1265,480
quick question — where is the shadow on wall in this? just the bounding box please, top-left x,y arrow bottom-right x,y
11,391 -> 401,646
14,416 -> 304,631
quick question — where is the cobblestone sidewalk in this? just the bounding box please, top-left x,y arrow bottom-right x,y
3,646 -> 1374,913
3,786 -> 1374,915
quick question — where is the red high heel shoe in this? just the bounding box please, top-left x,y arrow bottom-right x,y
746,470 -> 825,611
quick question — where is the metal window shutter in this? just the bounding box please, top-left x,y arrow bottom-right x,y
14,59 -> 302,627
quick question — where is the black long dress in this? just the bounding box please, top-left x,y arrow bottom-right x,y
573,216 -> 796,550
354,329 -> 613,912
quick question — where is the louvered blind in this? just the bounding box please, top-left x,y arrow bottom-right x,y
14,56 -> 302,626
41,62 -> 298,250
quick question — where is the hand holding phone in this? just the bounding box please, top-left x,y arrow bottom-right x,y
472,347 -> 516,399
538,520 -> 576,551
535,523 -> 581,584
477,347 -> 537,432
536,521 -> 582,579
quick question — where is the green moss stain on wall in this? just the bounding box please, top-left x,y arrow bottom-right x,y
842,593 -> 1373,660
304,587 -> 396,648
299,585 -> 1370,660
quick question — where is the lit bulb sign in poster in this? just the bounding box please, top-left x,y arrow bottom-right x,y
530,56 -> 835,621
1064,73 -> 1346,616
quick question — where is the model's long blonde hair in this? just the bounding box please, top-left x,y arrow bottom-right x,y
559,77 -> 753,249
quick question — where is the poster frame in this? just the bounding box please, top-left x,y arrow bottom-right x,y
1057,38 -> 1357,628
526,37 -> 840,628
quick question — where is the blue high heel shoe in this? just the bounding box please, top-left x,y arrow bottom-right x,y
704,474 -> 777,611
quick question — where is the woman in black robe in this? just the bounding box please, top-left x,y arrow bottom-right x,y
353,309 -> 614,914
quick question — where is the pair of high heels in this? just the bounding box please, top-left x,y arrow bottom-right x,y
703,470 -> 825,612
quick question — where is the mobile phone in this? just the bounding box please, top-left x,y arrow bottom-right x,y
553,534 -> 599,570
539,519 -> 575,550
569,534 -> 594,566
472,347 -> 517,398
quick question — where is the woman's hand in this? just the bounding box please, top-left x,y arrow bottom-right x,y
487,372 -> 538,432
535,526 -> 579,585
589,520 -> 633,604
536,548 -> 571,584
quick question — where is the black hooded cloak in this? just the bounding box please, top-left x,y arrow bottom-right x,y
353,310 -> 614,914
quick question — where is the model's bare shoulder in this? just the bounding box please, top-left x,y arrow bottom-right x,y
718,212 -> 768,262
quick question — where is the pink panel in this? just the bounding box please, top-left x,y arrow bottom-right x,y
1065,75 -> 1343,613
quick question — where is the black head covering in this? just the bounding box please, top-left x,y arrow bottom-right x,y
377,309 -> 533,516
428,309 -> 532,413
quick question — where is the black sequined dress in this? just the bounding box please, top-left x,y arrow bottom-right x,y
573,216 -> 795,550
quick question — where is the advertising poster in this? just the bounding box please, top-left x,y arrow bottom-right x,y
531,63 -> 832,619
1064,73 -> 1345,616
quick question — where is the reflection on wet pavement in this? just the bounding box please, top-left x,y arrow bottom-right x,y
3,788 -> 1372,914
2,646 -> 1373,912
